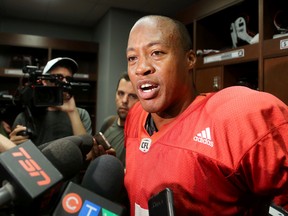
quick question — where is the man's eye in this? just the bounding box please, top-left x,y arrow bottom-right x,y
129,94 -> 138,100
127,56 -> 136,62
65,77 -> 73,82
152,51 -> 163,56
118,91 -> 124,97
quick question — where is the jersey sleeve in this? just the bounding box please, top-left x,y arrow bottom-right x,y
239,123 -> 288,194
211,87 -> 288,207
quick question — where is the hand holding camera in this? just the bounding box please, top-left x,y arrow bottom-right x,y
9,125 -> 31,145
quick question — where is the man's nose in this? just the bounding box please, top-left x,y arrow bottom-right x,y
135,57 -> 153,76
122,94 -> 129,103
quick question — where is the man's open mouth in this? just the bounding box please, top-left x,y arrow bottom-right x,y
140,83 -> 158,92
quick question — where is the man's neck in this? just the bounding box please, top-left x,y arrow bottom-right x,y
117,117 -> 125,127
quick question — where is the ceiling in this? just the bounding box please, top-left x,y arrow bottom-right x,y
0,0 -> 197,27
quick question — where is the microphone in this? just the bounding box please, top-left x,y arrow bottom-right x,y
148,188 -> 175,216
37,138 -> 85,215
0,140 -> 63,207
38,134 -> 94,156
53,155 -> 126,216
81,154 -> 124,201
41,139 -> 84,180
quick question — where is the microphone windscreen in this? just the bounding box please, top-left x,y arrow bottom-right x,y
41,140 -> 83,180
81,155 -> 124,201
74,134 -> 94,155
38,134 -> 93,156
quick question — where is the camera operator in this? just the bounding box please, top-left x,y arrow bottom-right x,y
9,57 -> 92,147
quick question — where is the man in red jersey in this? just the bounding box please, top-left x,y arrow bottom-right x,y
124,15 -> 288,215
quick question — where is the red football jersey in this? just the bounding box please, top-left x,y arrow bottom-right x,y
124,86 -> 288,215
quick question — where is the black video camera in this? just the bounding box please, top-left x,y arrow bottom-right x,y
12,65 -> 90,138
18,65 -> 90,107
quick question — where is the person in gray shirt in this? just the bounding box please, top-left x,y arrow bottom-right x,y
99,73 -> 138,167
9,57 -> 92,146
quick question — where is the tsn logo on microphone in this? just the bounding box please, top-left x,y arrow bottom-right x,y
61,192 -> 118,216
12,146 -> 51,186
0,140 -> 62,200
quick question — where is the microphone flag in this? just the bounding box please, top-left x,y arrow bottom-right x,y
0,140 -> 63,206
53,182 -> 126,216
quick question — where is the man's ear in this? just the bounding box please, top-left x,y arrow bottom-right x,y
187,49 -> 196,69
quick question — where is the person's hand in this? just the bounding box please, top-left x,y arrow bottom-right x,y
9,125 -> 29,145
62,93 -> 77,112
59,93 -> 77,112
0,134 -> 16,152
1,121 -> 11,134
48,94 -> 77,113
86,138 -> 116,161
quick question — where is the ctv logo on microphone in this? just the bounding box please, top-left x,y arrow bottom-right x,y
53,182 -> 124,216
12,146 -> 51,186
62,192 -> 117,216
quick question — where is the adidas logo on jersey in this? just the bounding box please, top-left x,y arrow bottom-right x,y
193,127 -> 214,147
